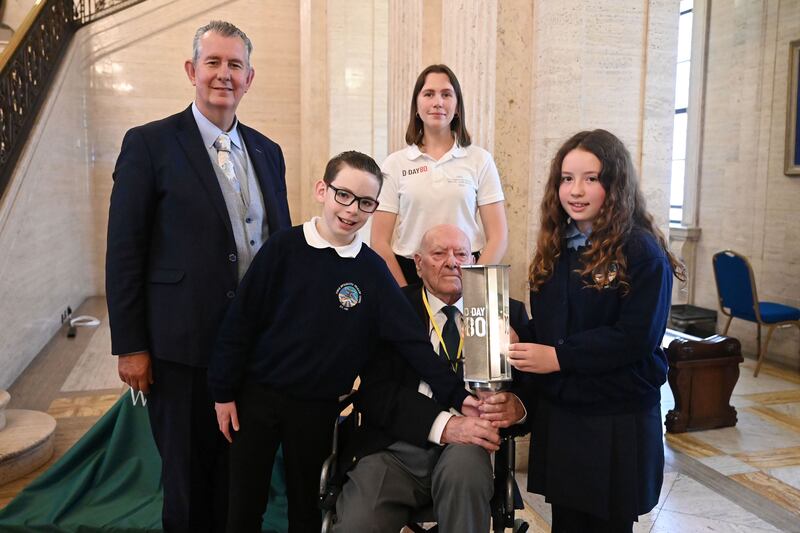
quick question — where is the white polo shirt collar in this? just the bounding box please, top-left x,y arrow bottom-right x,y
302,216 -> 363,258
404,140 -> 468,162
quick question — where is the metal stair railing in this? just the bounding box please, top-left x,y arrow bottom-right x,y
0,0 -> 145,202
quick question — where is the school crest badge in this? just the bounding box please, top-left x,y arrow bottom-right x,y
336,282 -> 362,310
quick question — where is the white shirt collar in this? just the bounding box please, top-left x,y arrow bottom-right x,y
191,102 -> 243,150
424,288 -> 464,316
405,139 -> 467,161
302,216 -> 363,258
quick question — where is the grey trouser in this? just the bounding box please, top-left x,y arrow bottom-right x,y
333,441 -> 493,533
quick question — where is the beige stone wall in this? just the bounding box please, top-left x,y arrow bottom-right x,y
691,0 -> 800,367
2,0 -> 37,31
0,41 -> 92,388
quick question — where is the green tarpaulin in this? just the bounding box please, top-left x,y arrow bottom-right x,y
0,396 -> 288,532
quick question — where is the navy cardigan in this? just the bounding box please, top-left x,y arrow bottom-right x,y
524,228 -> 673,415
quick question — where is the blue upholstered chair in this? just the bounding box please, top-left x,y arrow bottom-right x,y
712,250 -> 800,377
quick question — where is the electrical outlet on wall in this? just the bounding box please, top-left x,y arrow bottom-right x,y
60,307 -> 71,324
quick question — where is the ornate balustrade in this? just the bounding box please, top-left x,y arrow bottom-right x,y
0,0 -> 145,201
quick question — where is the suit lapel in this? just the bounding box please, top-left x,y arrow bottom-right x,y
239,124 -> 282,235
175,106 -> 234,238
407,285 -> 429,328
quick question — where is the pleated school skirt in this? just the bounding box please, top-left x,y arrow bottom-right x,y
526,398 -> 664,522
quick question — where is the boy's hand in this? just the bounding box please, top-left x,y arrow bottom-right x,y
215,401 -> 240,443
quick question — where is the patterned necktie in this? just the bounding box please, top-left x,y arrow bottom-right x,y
441,305 -> 462,378
214,133 -> 240,192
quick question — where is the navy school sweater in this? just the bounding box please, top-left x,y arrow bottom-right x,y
524,228 -> 673,415
208,225 -> 469,409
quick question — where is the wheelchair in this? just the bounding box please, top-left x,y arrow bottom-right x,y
319,392 -> 530,533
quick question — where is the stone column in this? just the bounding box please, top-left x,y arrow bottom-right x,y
387,0 -> 423,153
300,0 -> 330,221
441,0 -> 497,151
495,0 -> 534,299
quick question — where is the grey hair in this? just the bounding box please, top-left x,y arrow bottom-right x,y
192,21 -> 253,67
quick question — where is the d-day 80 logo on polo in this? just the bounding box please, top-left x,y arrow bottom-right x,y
401,165 -> 428,176
336,282 -> 362,310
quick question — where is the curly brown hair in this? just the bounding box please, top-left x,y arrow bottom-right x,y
528,129 -> 685,292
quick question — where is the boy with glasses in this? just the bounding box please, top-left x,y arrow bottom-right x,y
208,151 -> 476,533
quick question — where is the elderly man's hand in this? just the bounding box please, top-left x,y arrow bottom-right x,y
440,416 -> 500,452
478,392 -> 526,428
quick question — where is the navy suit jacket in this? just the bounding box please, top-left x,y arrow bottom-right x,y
337,284 -> 530,478
105,105 -> 292,367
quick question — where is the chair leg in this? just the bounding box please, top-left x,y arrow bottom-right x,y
754,324 -> 776,378
751,324 -> 761,377
722,316 -> 733,335
796,322 -> 800,357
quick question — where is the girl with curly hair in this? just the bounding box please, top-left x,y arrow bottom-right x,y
507,129 -> 684,532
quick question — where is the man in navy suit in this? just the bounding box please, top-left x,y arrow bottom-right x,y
105,21 -> 291,533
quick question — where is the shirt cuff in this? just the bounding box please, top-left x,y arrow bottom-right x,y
428,411 -> 454,445
512,393 -> 527,425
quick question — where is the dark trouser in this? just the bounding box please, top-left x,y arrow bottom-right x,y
551,504 -> 633,533
147,358 -> 229,533
227,383 -> 340,533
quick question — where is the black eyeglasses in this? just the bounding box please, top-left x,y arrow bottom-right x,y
327,184 -> 380,213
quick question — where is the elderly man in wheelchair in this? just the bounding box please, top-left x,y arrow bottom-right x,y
320,225 -> 531,533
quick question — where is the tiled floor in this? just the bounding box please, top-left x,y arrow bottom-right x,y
2,296 -> 800,532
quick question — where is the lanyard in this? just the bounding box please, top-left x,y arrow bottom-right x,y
421,288 -> 464,372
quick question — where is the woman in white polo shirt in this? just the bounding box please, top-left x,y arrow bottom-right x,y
371,64 -> 508,286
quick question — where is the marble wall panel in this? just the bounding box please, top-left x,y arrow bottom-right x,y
441,0 -> 497,152
527,0 -> 676,259
387,0 -> 422,153
328,0 -> 388,162
640,0 -> 680,232
495,0 -> 533,299
0,42 -> 92,388
2,0 -> 36,31
693,0 -> 800,367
